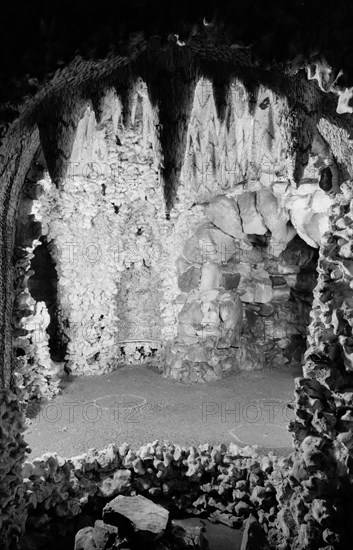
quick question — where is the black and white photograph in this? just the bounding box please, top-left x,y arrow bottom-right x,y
1,1 -> 353,548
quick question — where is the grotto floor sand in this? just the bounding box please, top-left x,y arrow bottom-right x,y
25,363 -> 301,459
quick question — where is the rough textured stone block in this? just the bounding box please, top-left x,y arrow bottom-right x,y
241,514 -> 270,550
102,495 -> 169,542
178,266 -> 201,292
74,527 -> 97,550
237,192 -> 267,235
205,195 -> 243,238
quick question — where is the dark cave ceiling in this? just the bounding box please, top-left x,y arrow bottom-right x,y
2,0 -> 353,92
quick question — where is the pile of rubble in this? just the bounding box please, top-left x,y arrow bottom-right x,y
21,440 -> 289,548
73,494 -> 270,550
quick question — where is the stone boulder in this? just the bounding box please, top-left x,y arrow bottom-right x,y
208,226 -> 238,263
178,302 -> 203,327
183,344 -> 210,363
200,263 -> 221,291
92,520 -> 119,550
170,518 -> 209,549
220,272 -> 241,291
289,207 -> 325,248
178,266 -> 201,292
304,212 -> 329,247
218,294 -> 243,348
241,514 -> 270,550
237,192 -> 267,235
102,495 -> 169,543
237,339 -> 265,371
99,469 -> 132,498
195,222 -> 218,263
205,195 -> 243,238
74,527 -> 97,550
183,234 -> 203,264
256,188 -> 293,253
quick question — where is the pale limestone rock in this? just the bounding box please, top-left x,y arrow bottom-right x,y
336,86 -> 353,114
184,344 -> 209,363
289,209 -> 318,248
238,284 -> 255,303
193,221 -> 237,264
205,195 -> 243,238
92,522 -> 119,549
310,190 -> 334,213
284,194 -> 311,210
237,339 -> 265,370
305,212 -> 329,246
99,469 -> 131,498
200,263 -> 221,291
208,226 -> 238,262
256,188 -> 292,253
200,289 -> 220,302
74,527 -> 97,550
201,300 -> 220,324
178,301 -> 203,326
196,222 -> 218,263
253,281 -> 273,303
272,182 -> 290,196
177,323 -> 199,344
218,295 -> 243,347
171,518 -> 208,550
103,495 -> 169,541
178,266 -> 201,292
176,255 -> 193,275
237,192 -> 267,235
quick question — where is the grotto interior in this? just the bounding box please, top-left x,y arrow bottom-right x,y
3,1 -> 353,549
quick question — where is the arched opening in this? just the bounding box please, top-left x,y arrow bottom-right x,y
1,13 -> 353,548
15,79 -> 332,464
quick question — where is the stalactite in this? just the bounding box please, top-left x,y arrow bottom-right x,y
275,76 -> 320,187
115,70 -> 138,128
136,79 -> 158,156
90,90 -> 109,124
212,77 -> 231,122
36,94 -> 87,188
142,47 -> 198,213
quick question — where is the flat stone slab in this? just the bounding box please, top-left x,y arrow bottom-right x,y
103,494 -> 169,541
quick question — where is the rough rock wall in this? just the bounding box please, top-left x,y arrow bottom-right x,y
13,151 -> 64,404
0,121 -> 40,550
272,182 -> 353,549
20,440 -> 285,545
163,79 -> 334,382
32,92 -> 166,374
12,79 -> 337,393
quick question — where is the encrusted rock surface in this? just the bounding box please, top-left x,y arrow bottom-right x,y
11,82 -> 333,394
272,181 -> 353,549
20,440 -> 287,548
0,389 -> 28,550
103,494 -> 169,541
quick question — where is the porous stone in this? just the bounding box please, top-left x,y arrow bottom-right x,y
102,495 -> 169,542
237,192 -> 267,235
178,266 -> 201,292
74,527 -> 97,550
170,518 -> 208,549
92,520 -> 119,549
205,195 -> 243,238
241,514 -> 270,549
256,188 -> 291,252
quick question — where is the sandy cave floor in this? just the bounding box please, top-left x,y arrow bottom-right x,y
24,363 -> 301,459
